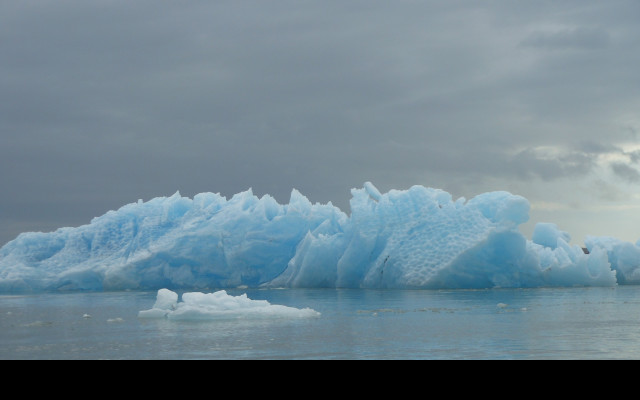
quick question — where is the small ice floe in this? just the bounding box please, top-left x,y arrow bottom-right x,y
520,308 -> 528,312
23,321 -> 52,328
139,288 -> 321,321
107,318 -> 124,323
497,303 -> 508,309
83,314 -> 92,319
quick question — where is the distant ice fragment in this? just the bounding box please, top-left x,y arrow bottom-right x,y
24,321 -> 52,328
138,289 -> 321,320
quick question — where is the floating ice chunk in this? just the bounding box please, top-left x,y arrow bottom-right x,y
138,289 -> 180,319
107,318 -> 124,323
83,314 -> 91,319
153,288 -> 178,311
138,289 -> 320,320
24,321 -> 52,328
497,303 -> 508,309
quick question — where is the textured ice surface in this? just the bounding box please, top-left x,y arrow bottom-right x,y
0,182 -> 629,292
584,236 -> 640,285
138,289 -> 320,320
532,223 -> 572,250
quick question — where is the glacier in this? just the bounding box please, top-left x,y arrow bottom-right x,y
0,182 -> 636,293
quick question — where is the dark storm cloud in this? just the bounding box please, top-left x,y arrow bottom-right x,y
1,0 -> 640,245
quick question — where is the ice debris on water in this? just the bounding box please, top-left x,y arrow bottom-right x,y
24,321 -> 52,328
138,289 -> 320,320
0,182 -> 635,292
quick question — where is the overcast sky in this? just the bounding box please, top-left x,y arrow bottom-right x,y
2,0 -> 640,246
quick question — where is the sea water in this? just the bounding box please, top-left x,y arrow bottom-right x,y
2,287 -> 640,359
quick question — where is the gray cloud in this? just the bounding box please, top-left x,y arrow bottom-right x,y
2,0 -> 640,245
611,162 -> 640,183
628,151 -> 640,164
578,141 -> 623,155
521,27 -> 611,50
508,148 -> 597,181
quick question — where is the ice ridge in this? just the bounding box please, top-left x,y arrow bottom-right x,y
0,183 -> 629,292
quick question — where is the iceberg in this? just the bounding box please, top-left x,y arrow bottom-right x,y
138,288 -> 320,320
0,182 -> 627,292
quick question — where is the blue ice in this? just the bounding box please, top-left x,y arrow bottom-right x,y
0,182 -> 634,292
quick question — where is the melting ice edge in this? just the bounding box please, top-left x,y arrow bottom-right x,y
2,182 -> 639,292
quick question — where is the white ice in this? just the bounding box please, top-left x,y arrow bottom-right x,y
138,289 -> 320,320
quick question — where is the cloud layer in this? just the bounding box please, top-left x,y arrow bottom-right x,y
2,0 -> 640,244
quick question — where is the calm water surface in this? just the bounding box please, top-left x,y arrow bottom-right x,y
2,287 -> 640,359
